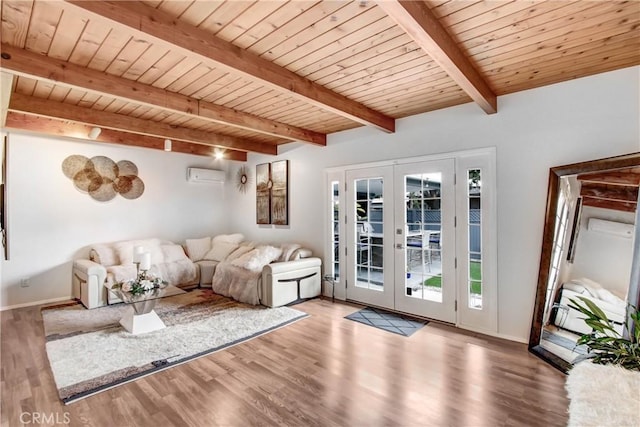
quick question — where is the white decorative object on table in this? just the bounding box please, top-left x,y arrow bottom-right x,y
111,271 -> 173,334
139,252 -> 151,271
133,245 -> 144,263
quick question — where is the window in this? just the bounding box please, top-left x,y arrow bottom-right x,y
331,180 -> 340,281
355,177 -> 384,290
467,169 -> 482,309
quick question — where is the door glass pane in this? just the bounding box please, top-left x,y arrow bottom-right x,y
404,173 -> 442,302
468,169 -> 482,309
331,181 -> 340,281
355,177 -> 383,291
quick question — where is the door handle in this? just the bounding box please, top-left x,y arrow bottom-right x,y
396,243 -> 404,249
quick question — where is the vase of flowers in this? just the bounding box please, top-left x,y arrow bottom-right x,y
113,270 -> 167,297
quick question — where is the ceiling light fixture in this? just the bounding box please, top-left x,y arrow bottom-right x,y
88,127 -> 101,140
214,151 -> 224,160
164,139 -> 172,152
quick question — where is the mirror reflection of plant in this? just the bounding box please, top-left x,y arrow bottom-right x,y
568,297 -> 640,371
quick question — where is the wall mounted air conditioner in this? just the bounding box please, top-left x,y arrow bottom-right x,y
587,218 -> 635,238
187,168 -> 225,183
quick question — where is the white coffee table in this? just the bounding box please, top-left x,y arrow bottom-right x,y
109,284 -> 185,334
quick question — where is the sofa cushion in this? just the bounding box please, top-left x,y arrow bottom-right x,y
106,264 -> 137,286
90,245 -> 118,267
161,244 -> 190,263
231,245 -> 282,272
195,260 -> 219,285
114,239 -> 164,265
154,259 -> 197,285
185,237 -> 211,261
213,233 -> 244,245
203,241 -> 238,262
226,245 -> 253,261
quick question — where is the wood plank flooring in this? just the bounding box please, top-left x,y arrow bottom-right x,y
1,298 -> 569,427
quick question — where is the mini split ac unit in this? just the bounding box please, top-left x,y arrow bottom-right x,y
187,168 -> 225,183
587,218 -> 635,238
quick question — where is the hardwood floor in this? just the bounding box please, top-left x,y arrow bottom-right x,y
1,298 -> 569,427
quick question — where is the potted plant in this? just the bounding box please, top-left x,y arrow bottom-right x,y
568,296 -> 639,370
565,297 -> 639,425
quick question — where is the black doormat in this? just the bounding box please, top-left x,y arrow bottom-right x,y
345,307 -> 428,337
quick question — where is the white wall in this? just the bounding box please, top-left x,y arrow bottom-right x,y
1,133 -> 230,309
569,206 -> 635,298
227,66 -> 640,342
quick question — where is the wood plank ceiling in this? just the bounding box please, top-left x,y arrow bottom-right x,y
1,0 -> 639,160
578,166 -> 640,213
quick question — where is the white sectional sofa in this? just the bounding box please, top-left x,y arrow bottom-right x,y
553,278 -> 627,335
72,235 -> 321,309
72,238 -> 198,308
184,234 -> 321,307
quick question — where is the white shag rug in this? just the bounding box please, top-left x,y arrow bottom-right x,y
42,290 -> 307,404
565,361 -> 640,427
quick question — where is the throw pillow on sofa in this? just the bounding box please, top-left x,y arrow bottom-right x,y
185,237 -> 211,262
161,244 -> 190,263
212,233 -> 244,245
231,245 -> 282,272
203,241 -> 238,262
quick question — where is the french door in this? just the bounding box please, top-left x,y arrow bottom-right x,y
393,160 -> 456,323
337,150 -> 497,332
345,166 -> 395,309
344,160 -> 455,323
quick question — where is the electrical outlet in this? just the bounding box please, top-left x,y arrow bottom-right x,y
20,278 -> 30,288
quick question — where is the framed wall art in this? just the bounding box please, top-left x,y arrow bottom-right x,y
255,160 -> 290,226
256,162 -> 271,224
270,160 -> 289,225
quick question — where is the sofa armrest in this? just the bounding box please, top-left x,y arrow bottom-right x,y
261,257 -> 322,307
264,257 -> 321,275
72,259 -> 108,309
292,248 -> 313,260
73,259 -> 107,284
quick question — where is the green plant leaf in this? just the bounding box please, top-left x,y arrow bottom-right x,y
578,297 -> 610,322
567,298 -> 640,371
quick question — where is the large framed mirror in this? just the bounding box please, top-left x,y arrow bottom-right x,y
529,152 -> 640,372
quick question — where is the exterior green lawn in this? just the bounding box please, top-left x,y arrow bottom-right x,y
424,261 -> 481,294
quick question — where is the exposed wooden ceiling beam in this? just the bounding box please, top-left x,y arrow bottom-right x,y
577,168 -> 640,186
63,0 -> 396,133
377,0 -> 497,114
580,182 -> 639,203
0,44 -> 325,146
4,112 -> 247,161
0,72 -> 14,127
9,93 -> 276,155
582,196 -> 637,213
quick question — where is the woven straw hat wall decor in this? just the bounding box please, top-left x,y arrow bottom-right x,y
62,155 -> 145,201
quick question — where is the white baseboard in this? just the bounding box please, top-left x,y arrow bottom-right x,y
0,296 -> 74,311
459,323 -> 529,343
